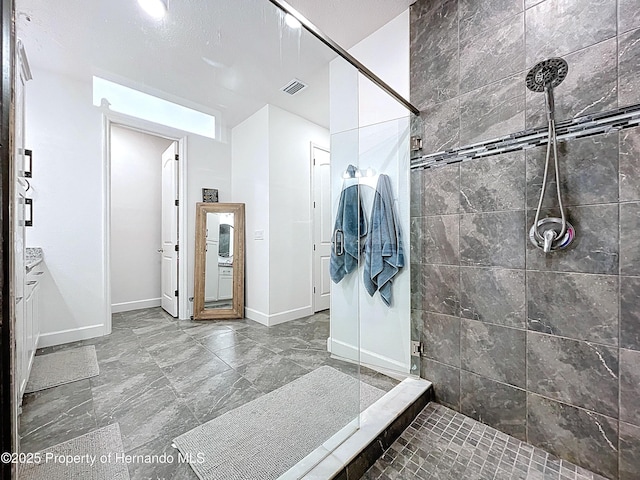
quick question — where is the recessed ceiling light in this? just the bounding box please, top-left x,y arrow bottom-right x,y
138,0 -> 168,20
284,13 -> 302,29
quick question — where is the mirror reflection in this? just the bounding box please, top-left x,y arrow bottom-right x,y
204,212 -> 234,309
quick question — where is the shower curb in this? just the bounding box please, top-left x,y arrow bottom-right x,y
282,377 -> 433,480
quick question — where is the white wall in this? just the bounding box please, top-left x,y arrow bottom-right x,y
26,68 -> 107,346
26,68 -> 231,346
268,105 -> 330,318
110,126 -> 172,312
329,10 -> 412,374
231,106 -> 270,319
231,105 -> 329,326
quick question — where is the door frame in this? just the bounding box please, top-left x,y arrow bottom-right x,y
102,110 -> 188,333
310,142 -> 330,313
1,0 -> 15,476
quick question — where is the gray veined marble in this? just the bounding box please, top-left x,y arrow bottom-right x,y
460,319 -> 526,388
525,132 -> 619,208
524,0 -> 616,67
410,217 -> 423,264
419,215 -> 460,265
619,27 -> 640,108
418,98 -> 460,154
460,150 -> 526,213
420,358 -> 460,410
620,348 -> 640,427
458,0 -> 524,42
621,276 -> 640,351
460,210 -> 526,269
421,264 -> 460,316
19,380 -> 97,453
410,263 -> 423,310
460,267 -> 526,328
619,0 -> 640,34
411,43 -> 459,108
527,393 -> 618,480
526,271 -> 618,345
525,204 -> 619,275
176,369 -> 262,424
620,126 -> 640,203
527,332 -> 619,417
460,13 -> 525,94
620,202 -> 640,275
619,421 -> 640,480
213,337 -> 277,369
526,38 -> 618,129
410,170 -> 423,217
235,355 -> 310,394
460,74 -> 526,145
422,164 -> 460,215
126,434 -> 198,480
421,312 -> 460,367
410,0 -> 458,60
460,371 -> 527,441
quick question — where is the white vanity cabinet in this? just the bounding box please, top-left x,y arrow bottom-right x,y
218,266 -> 233,300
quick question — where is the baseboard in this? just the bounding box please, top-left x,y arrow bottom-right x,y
328,337 -> 411,374
111,298 -> 161,313
38,324 -> 105,348
245,306 -> 314,327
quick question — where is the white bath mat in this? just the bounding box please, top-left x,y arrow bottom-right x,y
19,423 -> 130,480
173,366 -> 385,480
25,345 -> 99,393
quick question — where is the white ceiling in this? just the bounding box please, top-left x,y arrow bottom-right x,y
16,0 -> 413,130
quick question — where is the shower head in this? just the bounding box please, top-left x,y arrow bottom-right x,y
525,58 -> 568,92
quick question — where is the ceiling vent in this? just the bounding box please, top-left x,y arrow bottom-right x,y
280,79 -> 308,96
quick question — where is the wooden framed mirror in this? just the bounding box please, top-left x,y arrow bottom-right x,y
193,202 -> 245,320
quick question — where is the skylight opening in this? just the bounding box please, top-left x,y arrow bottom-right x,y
93,76 -> 216,139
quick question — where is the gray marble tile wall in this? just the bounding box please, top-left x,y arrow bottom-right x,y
410,0 -> 640,479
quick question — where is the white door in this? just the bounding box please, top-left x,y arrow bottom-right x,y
161,142 -> 179,317
312,146 -> 331,312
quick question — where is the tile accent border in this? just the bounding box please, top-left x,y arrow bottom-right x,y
411,103 -> 640,170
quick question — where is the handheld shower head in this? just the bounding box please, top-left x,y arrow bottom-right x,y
525,58 -> 568,93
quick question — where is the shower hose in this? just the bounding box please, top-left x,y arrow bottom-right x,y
532,87 -> 567,245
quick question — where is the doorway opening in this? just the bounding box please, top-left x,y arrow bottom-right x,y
311,143 -> 331,313
108,123 -> 181,319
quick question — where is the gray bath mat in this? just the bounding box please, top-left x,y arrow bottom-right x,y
25,345 -> 99,393
173,365 -> 385,480
20,423 -> 130,480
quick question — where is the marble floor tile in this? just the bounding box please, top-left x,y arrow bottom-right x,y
178,369 -> 263,423
20,307 -> 401,477
235,355 -> 311,393
161,350 -> 231,395
97,383 -> 199,452
126,434 -> 198,480
195,328 -> 245,353
214,337 -> 279,369
144,334 -> 211,369
19,380 -> 97,453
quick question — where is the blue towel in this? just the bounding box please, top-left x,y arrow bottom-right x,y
363,174 -> 405,307
330,165 -> 367,284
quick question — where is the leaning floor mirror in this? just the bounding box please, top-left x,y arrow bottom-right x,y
193,202 -> 245,320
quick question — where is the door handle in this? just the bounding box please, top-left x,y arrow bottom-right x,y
333,229 -> 344,256
157,249 -> 163,253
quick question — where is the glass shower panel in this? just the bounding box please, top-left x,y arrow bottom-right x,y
356,116 -> 414,378
16,0 -> 363,477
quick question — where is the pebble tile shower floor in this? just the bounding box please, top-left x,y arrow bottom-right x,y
364,403 -> 609,480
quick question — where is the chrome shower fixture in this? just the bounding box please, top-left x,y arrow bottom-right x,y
527,57 -> 576,253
